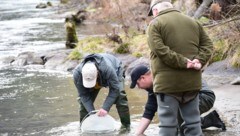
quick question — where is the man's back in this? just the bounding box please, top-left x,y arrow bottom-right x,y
147,8 -> 212,93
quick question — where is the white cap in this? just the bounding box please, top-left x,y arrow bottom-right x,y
82,62 -> 98,88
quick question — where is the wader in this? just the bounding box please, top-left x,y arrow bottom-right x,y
156,94 -> 202,136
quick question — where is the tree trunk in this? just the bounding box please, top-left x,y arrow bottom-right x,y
194,0 -> 212,19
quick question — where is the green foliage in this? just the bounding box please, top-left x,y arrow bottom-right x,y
211,40 -> 226,62
130,34 -> 147,45
78,36 -> 105,53
132,52 -> 143,58
68,37 -> 107,59
198,17 -> 210,24
68,49 -> 83,60
78,37 -> 104,46
60,0 -> 69,4
208,20 -> 240,67
86,7 -> 98,13
83,42 -> 104,53
230,46 -> 240,67
114,43 -> 130,54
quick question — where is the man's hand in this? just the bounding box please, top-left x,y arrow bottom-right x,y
97,108 -> 108,117
192,59 -> 202,70
135,117 -> 151,136
187,59 -> 202,70
187,59 -> 194,69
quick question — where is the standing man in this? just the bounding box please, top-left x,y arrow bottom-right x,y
73,53 -> 130,130
130,65 -> 226,135
147,0 -> 213,135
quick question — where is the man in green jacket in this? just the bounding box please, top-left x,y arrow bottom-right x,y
73,53 -> 130,130
147,0 -> 213,135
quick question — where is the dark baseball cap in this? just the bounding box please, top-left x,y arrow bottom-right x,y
130,65 -> 150,88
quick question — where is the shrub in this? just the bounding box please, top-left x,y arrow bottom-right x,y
68,49 -> 83,60
114,43 -> 130,54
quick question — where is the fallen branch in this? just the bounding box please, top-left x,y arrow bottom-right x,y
204,16 -> 240,28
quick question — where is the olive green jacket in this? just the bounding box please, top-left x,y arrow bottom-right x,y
147,8 -> 213,93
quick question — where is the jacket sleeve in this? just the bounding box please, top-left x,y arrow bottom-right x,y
143,93 -> 158,120
194,22 -> 213,66
73,69 -> 95,113
147,24 -> 188,69
102,67 -> 120,112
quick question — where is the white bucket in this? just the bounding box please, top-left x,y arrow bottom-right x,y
80,114 -> 117,134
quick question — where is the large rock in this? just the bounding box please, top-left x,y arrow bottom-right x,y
231,77 -> 240,85
11,52 -> 43,66
43,49 -> 78,71
36,3 -> 47,9
55,59 -> 79,72
44,54 -> 67,70
204,59 -> 240,76
125,57 -> 149,77
203,59 -> 240,87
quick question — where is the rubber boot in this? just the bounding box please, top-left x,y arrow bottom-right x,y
116,90 -> 131,133
118,112 -> 131,134
201,110 -> 226,130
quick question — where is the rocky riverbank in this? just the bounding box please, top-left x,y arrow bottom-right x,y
1,48 -> 239,86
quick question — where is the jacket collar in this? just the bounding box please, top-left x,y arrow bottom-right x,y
83,53 -> 103,64
154,8 -> 180,19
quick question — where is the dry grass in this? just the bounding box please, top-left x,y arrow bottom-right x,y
207,19 -> 240,67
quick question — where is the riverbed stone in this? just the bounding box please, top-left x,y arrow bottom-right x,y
0,56 -> 15,65
36,3 -> 47,9
11,52 -> 44,66
44,54 -> 67,70
55,59 -> 79,72
125,57 -> 149,77
12,52 -> 28,66
11,57 -> 27,66
231,77 -> 240,85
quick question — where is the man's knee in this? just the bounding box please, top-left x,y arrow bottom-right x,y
158,106 -> 178,136
199,93 -> 215,114
116,91 -> 128,105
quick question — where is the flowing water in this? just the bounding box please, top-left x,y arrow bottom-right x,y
0,67 -> 157,135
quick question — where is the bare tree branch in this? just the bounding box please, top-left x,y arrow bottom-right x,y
194,0 -> 213,19
204,15 -> 240,28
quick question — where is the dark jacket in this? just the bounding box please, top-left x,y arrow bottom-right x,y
73,53 -> 124,112
143,88 -> 158,120
147,8 -> 213,93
